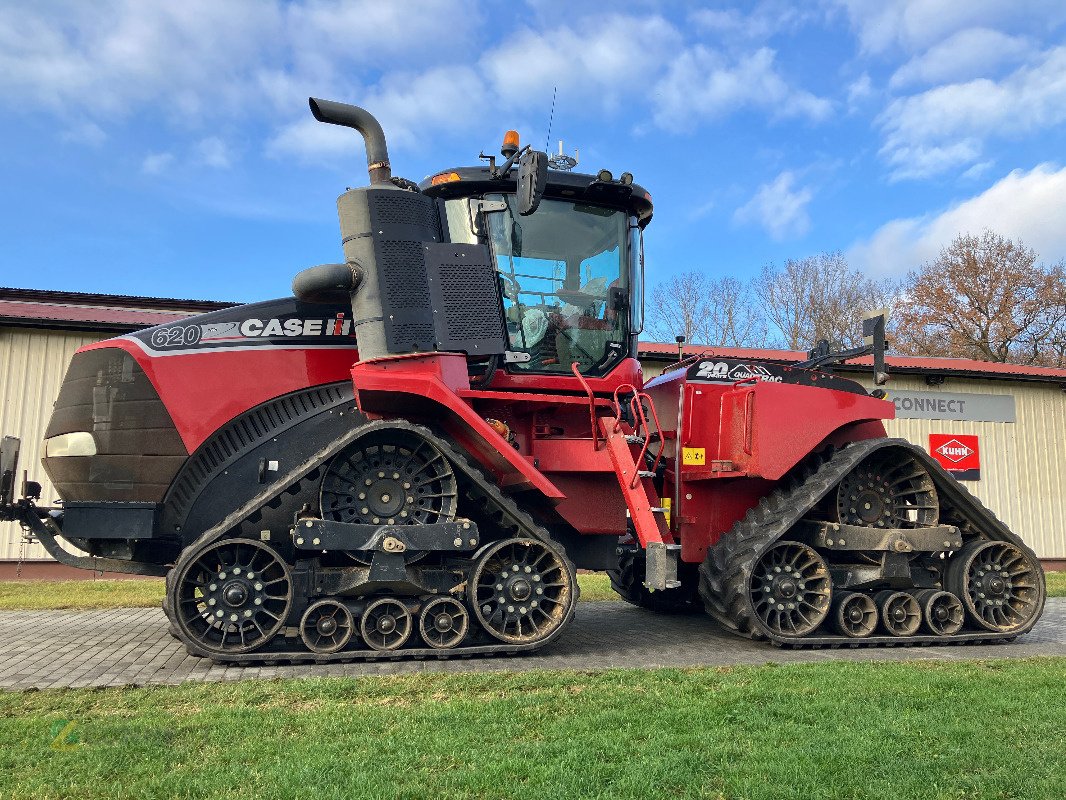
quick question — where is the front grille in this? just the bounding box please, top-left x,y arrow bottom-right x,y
42,347 -> 187,502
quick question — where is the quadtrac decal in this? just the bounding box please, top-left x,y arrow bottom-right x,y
133,311 -> 358,355
693,361 -> 782,383
685,358 -> 869,395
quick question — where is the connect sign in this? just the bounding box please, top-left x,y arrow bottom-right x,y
929,433 -> 980,481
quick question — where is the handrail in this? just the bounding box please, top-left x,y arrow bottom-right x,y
610,383 -> 665,487
571,362 -> 600,450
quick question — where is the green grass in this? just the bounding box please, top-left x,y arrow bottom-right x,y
0,659 -> 1063,800
1,570 -> 1061,611
0,579 -> 166,610
1045,570 -> 1066,597
0,573 -> 621,611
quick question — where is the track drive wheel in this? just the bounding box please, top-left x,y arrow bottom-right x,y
946,540 -> 1044,632
320,429 -> 458,527
300,600 -> 355,654
608,550 -> 698,614
171,538 -> 292,655
836,450 -> 938,528
748,541 -> 832,638
471,538 -> 575,644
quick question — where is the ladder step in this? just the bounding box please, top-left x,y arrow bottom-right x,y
650,506 -> 669,513
625,435 -> 645,445
637,470 -> 656,479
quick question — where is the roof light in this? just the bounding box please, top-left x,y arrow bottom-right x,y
430,171 -> 462,185
596,169 -> 613,182
501,130 -> 520,158
620,172 -> 633,186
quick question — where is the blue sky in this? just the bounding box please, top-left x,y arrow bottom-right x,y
3,0 -> 1066,304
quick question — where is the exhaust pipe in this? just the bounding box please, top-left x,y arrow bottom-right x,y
309,97 -> 392,185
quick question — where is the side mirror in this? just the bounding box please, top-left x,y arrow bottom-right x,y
517,150 -> 548,216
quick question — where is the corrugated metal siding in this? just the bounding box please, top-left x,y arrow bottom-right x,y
0,327 -> 106,560
642,360 -> 1066,559
872,375 -> 1066,560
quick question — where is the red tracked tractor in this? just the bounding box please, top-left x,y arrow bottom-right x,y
1,98 -> 1046,662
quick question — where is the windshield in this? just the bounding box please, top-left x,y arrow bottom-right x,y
482,195 -> 629,374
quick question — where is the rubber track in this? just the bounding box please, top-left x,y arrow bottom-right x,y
166,420 -> 579,664
698,438 -> 1046,648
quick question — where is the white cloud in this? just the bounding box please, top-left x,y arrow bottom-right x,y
141,152 -> 174,175
653,47 -> 831,131
960,160 -> 994,180
847,73 -> 873,104
848,163 -> 1066,275
830,0 -> 1066,55
690,2 -> 815,41
269,65 -> 488,160
266,117 -> 358,162
734,171 -> 814,240
194,137 -> 232,169
0,0 -> 475,124
0,3 -> 834,162
480,15 -> 682,114
888,28 -> 1030,88
60,122 -> 107,147
878,46 -> 1066,179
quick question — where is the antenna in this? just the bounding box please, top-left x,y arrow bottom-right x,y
544,86 -> 556,152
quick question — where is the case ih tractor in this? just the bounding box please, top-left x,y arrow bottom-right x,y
1,98 -> 1046,662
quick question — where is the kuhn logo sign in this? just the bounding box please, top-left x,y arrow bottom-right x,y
695,361 -> 783,383
934,440 -> 974,463
929,433 -> 980,481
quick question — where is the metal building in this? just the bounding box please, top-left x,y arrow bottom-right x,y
0,288 -> 229,574
2,288 -> 1063,573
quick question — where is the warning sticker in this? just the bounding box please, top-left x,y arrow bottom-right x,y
682,447 -> 706,466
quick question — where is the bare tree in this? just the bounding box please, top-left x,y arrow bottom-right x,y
894,230 -> 1066,367
645,271 -> 766,347
754,252 -> 898,351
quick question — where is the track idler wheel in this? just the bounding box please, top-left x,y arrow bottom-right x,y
836,450 -> 938,528
172,538 -> 292,655
913,589 -> 964,636
946,540 -> 1044,632
876,590 -> 921,636
471,537 -> 575,644
831,591 -> 878,638
360,597 -> 413,651
300,600 -> 355,654
418,596 -> 469,649
748,541 -> 832,638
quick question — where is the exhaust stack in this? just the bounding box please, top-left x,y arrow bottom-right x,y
308,97 -> 392,184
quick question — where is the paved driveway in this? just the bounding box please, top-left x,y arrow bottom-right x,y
2,599 -> 1063,691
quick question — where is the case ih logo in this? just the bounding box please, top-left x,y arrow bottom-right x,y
934,439 -> 974,463
929,433 -> 980,481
